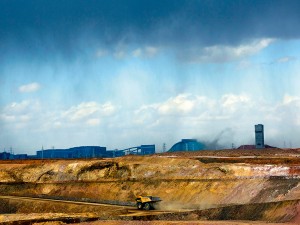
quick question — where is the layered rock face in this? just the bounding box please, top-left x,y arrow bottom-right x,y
0,151 -> 300,222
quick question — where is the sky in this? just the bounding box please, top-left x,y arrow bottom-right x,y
1,0 -> 300,154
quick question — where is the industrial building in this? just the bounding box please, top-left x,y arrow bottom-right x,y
120,145 -> 156,155
168,139 -> 205,152
0,152 -> 29,160
255,124 -> 265,149
0,152 -> 11,160
0,144 -> 155,160
36,146 -> 107,159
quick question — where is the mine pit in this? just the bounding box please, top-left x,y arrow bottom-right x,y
1,149 -> 300,224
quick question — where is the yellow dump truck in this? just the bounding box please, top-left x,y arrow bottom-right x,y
135,195 -> 162,210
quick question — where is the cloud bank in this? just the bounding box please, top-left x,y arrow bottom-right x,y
1,1 -> 300,60
1,93 -> 300,153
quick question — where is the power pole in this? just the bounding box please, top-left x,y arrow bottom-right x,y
162,143 -> 166,152
42,146 -> 44,159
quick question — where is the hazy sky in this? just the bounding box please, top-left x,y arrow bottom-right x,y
1,0 -> 300,154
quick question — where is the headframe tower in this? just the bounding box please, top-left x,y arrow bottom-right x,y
255,124 -> 264,149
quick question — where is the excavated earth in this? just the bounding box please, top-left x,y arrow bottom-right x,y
0,148 -> 300,224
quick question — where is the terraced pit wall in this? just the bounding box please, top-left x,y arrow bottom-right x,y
0,154 -> 300,222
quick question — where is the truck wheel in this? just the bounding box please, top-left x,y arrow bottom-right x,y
144,202 -> 151,210
137,202 -> 143,210
150,203 -> 155,210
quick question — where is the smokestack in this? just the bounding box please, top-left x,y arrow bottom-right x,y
255,124 -> 264,149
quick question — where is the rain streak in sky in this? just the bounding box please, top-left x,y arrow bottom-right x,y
1,0 -> 300,154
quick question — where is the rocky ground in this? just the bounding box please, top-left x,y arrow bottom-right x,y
0,148 -> 300,224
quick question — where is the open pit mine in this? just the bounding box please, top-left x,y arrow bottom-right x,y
1,148 -> 300,224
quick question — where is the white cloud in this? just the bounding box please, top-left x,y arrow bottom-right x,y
53,121 -> 62,128
5,101 -> 30,113
182,38 -> 275,63
62,101 -> 115,122
2,100 -> 41,117
0,100 -> 116,132
95,49 -> 108,58
134,94 -> 218,127
276,56 -> 296,63
221,94 -> 252,112
158,94 -> 196,115
0,114 -> 15,122
145,46 -> 159,57
279,95 -> 300,126
86,118 -> 101,126
135,94 -> 213,120
19,82 -> 41,93
98,45 -> 161,59
0,100 -> 41,132
114,50 -> 126,59
63,102 -> 99,121
132,48 -> 142,57
132,46 -> 159,58
283,95 -> 300,105
19,115 -> 31,122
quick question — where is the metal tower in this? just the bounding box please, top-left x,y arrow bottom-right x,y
255,124 -> 265,149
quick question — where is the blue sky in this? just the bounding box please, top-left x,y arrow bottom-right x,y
1,0 -> 300,154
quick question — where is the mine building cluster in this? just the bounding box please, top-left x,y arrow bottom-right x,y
0,145 -> 155,160
0,124 -> 273,160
